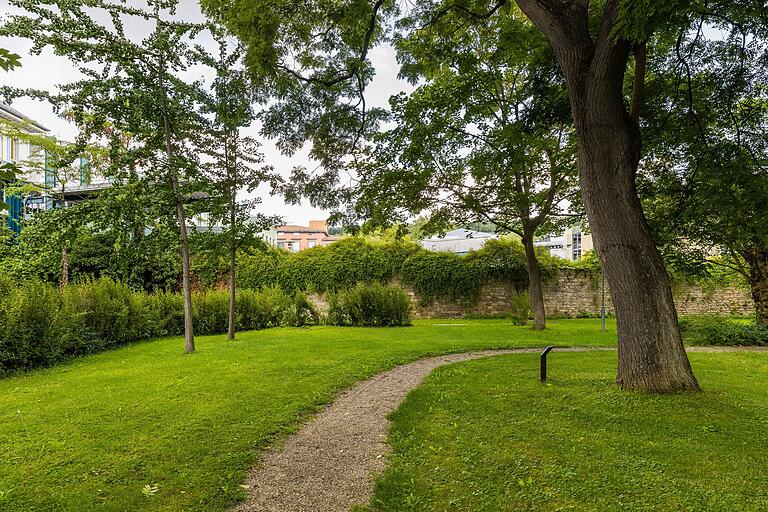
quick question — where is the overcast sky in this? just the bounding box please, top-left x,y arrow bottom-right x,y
0,0 -> 413,225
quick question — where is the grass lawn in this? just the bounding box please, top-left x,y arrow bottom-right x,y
0,319 -> 615,511
364,351 -> 768,512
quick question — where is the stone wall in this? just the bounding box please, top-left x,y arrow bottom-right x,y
307,269 -> 754,318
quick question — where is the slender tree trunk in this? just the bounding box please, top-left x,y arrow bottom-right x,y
164,114 -> 195,354
742,246 -> 768,326
59,189 -> 69,287
522,229 -> 546,330
60,243 -> 69,287
171,175 -> 195,353
227,184 -> 237,341
155,6 -> 193,353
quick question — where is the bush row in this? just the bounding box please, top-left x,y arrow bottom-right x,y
328,283 -> 412,327
0,278 -> 318,374
238,237 -> 560,302
679,315 -> 768,346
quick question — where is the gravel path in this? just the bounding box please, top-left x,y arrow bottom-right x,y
686,346 -> 768,352
233,344 -> 766,512
233,347 -> 607,512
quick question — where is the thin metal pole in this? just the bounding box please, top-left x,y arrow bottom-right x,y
601,269 -> 606,334
540,346 -> 554,382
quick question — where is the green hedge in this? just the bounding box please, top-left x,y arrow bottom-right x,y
238,237 -> 418,293
0,278 -> 318,375
327,283 -> 412,327
679,316 -> 768,346
238,237 -> 555,302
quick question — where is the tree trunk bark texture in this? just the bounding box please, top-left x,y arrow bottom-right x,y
522,231 -> 546,330
227,186 -> 237,341
173,179 -> 196,354
743,247 -> 768,326
60,244 -> 69,287
570,71 -> 699,391
514,0 -> 700,391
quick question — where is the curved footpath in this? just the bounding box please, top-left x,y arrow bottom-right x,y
233,345 -> 767,512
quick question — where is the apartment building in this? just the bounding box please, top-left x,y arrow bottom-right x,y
1,103 -> 50,232
275,220 -> 340,251
535,225 -> 594,261
1,103 -> 114,233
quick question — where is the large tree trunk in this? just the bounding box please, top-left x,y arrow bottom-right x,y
742,246 -> 768,325
227,187 -> 237,341
522,229 -> 546,330
515,0 -> 700,392
575,106 -> 698,391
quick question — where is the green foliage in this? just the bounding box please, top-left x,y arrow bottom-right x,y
401,239 -> 534,303
509,291 -> 530,326
0,216 -> 181,291
238,237 -> 549,305
0,278 -> 319,374
0,47 -> 21,71
401,251 -> 484,303
679,316 -> 768,347
238,237 -> 420,293
327,283 -> 412,327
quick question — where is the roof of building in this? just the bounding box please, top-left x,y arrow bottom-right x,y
420,228 -> 498,243
0,103 -> 50,134
277,224 -> 328,234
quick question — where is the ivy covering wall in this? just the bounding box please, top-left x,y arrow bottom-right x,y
237,237 -> 562,301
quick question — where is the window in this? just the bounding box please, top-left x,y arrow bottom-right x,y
293,232 -> 300,236
307,239 -> 316,248
292,243 -> 300,252
277,242 -> 285,249
572,232 -> 582,260
277,231 -> 285,235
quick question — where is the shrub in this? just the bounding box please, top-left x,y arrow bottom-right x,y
328,283 -> 412,327
0,280 -> 62,371
0,279 -> 320,375
238,238 -> 419,294
679,316 -> 768,346
193,289 -> 230,335
509,291 -> 530,326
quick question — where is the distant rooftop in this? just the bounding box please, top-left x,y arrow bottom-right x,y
0,103 -> 50,134
277,224 -> 327,234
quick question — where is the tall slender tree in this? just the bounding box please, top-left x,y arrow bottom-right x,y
194,31 -> 282,340
2,0 -> 208,352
